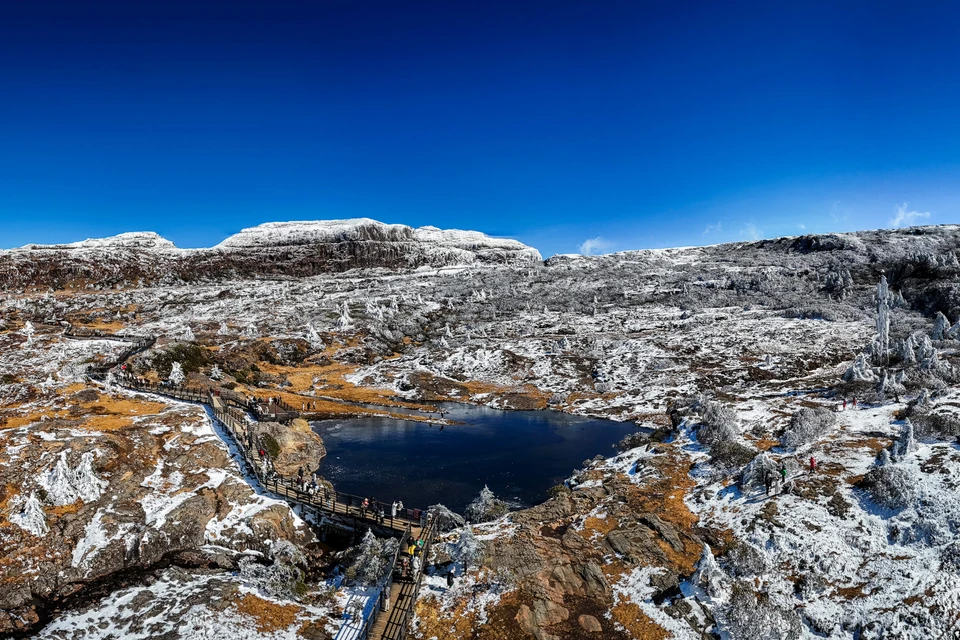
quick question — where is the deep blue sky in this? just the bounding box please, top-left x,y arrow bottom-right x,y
1,1 -> 958,256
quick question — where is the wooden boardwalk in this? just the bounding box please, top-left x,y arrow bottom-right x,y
85,330 -> 438,639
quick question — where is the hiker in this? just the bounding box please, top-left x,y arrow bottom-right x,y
852,396 -> 857,409
842,398 -> 847,411
810,456 -> 817,472
397,500 -> 404,515
764,470 -> 775,496
391,501 -> 398,519
780,463 -> 787,485
361,497 -> 369,518
297,467 -> 304,482
446,571 -> 455,588
378,507 -> 385,524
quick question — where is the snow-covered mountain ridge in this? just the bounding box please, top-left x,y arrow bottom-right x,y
0,218 -> 542,288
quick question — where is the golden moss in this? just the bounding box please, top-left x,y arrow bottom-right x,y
231,593 -> 300,633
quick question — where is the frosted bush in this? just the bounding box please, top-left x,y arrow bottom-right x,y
941,541 -> 960,573
716,581 -> 802,640
39,451 -> 105,506
21,321 -> 35,344
429,503 -> 466,532
42,452 -> 79,506
739,452 -> 779,491
74,451 -> 105,503
11,492 -> 48,537
891,419 -> 917,462
465,485 -> 509,523
168,361 -> 185,385
780,408 -> 836,449
692,544 -> 727,601
239,539 -> 308,599
345,529 -> 397,586
696,398 -> 738,448
723,541 -> 769,578
933,311 -> 952,341
450,526 -> 483,570
843,353 -> 876,383
861,464 -> 917,510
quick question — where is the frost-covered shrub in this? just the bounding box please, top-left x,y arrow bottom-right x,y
344,529 -> 398,586
941,541 -> 960,573
891,419 -> 917,462
168,362 -> 185,385
723,541 -> 769,578
696,398 -> 738,448
716,581 -> 802,640
11,492 -> 48,537
711,440 -> 757,468
429,503 -> 466,532
692,544 -> 727,600
739,453 -> 779,491
239,539 -> 308,599
41,452 -> 79,506
616,431 -> 649,452
843,353 -> 876,383
780,408 -> 836,449
861,464 -> 917,510
450,526 -> 483,570
933,311 -> 952,341
464,485 -> 509,523
912,409 -> 960,439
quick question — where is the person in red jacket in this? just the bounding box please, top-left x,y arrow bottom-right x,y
810,456 -> 817,472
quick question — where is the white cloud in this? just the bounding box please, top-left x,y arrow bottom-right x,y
578,236 -> 612,256
889,202 -> 931,228
797,223 -> 806,230
739,223 -> 763,241
702,221 -> 722,235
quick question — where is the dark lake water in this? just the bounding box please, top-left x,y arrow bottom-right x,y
313,403 -> 637,514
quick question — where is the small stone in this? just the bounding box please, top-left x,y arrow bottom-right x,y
578,614 -> 603,633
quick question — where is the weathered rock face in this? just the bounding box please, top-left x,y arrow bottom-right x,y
0,386 -> 313,635
416,445 -> 708,640
0,219 -> 542,290
251,418 -> 326,476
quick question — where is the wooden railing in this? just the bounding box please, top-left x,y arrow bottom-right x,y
355,523 -> 412,640
104,377 -> 424,531
80,329 -> 440,638
396,517 -> 437,640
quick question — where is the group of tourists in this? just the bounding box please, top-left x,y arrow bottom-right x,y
398,532 -> 427,578
295,465 -> 328,500
840,396 -> 858,411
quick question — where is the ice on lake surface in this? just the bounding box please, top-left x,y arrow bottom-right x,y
313,403 -> 637,513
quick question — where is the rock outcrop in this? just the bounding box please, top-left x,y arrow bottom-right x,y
250,418 -> 326,477
0,387 -> 312,635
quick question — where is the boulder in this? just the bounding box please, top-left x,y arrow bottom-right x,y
251,419 -> 326,476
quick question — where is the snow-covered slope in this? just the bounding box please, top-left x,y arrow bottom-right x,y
18,232 -> 178,251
